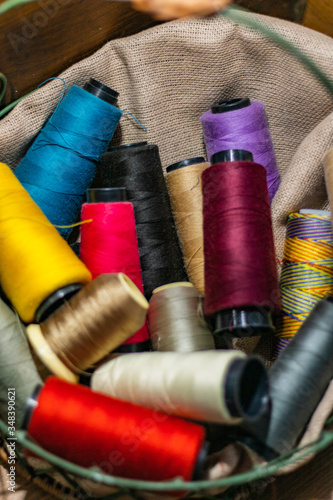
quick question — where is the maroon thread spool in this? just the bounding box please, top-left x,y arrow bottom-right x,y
202,150 -> 280,338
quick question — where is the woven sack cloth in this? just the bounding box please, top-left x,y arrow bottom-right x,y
0,11 -> 333,493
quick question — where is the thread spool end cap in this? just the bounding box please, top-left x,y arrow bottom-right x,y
211,98 -> 251,114
166,157 -> 206,173
214,308 -> 274,338
211,150 -> 254,165
21,384 -> 43,430
107,142 -> 148,152
83,78 -> 119,106
35,284 -> 82,323
225,357 -> 270,421
87,188 -> 127,203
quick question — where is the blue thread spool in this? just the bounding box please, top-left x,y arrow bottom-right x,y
14,79 -> 122,239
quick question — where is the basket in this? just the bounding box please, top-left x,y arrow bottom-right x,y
0,9 -> 333,499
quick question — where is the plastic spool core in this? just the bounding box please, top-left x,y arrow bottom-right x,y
215,307 -> 274,338
83,78 -> 119,106
211,150 -> 254,165
26,324 -> 79,383
166,157 -> 206,173
21,384 -> 42,430
107,142 -> 148,152
35,284 -> 83,323
225,357 -> 269,420
211,98 -> 251,114
87,188 -> 127,203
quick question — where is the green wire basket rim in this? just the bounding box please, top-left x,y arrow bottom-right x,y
0,419 -> 332,492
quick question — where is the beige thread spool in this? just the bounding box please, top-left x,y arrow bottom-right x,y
91,350 -> 269,425
324,150 -> 333,221
27,273 -> 149,383
166,158 -> 209,294
149,282 -> 215,351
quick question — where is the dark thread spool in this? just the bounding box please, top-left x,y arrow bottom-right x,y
202,153 -> 280,338
97,142 -> 187,299
241,296 -> 333,459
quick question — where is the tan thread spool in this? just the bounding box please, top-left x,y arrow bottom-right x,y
149,282 -> 215,351
166,158 -> 209,294
324,150 -> 333,222
27,273 -> 149,383
91,350 -> 269,425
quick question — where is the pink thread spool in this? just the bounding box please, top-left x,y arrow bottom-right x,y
80,188 -> 150,352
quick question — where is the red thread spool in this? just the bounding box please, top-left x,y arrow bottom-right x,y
24,377 -> 206,482
80,188 -> 150,351
202,150 -> 280,338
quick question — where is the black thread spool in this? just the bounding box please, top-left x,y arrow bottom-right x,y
240,296 -> 333,459
97,142 -> 188,299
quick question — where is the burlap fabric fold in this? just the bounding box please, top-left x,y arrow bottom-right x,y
0,10 -> 332,495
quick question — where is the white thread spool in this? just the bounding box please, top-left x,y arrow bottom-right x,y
92,351 -> 269,424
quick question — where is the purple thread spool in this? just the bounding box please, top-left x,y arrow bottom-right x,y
200,98 -> 280,203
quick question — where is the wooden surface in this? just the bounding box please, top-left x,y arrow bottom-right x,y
0,0 -> 156,106
235,0 -> 307,22
0,0 -> 310,106
303,0 -> 333,37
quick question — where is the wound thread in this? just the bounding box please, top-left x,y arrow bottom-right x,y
80,193 -> 150,348
92,351 -> 269,425
202,161 -> 280,338
14,80 -> 122,239
26,273 -> 148,380
201,98 -> 280,202
149,283 -> 215,352
275,211 -> 333,355
0,162 -> 91,323
97,142 -> 187,299
166,158 -> 208,294
25,377 -> 206,482
0,299 -> 42,427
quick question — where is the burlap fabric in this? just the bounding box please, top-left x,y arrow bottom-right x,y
0,10 -> 332,496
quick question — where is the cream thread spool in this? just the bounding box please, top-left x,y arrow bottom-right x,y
91,351 -> 269,425
149,282 -> 215,351
27,273 -> 149,383
166,158 -> 209,294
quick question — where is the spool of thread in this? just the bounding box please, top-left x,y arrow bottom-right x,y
166,157 -> 209,294
200,98 -> 280,202
92,351 -> 269,425
241,296 -> 333,458
24,377 -> 206,482
275,210 -> 333,355
80,188 -> 150,352
0,299 -> 42,427
98,142 -> 187,299
149,283 -> 215,352
202,154 -> 280,338
0,162 -> 91,323
14,79 -> 122,239
26,273 -> 149,383
324,150 -> 333,220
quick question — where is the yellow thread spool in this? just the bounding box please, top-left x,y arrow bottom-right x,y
0,163 -> 91,323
